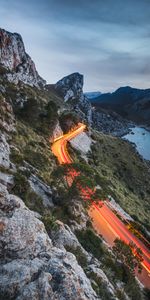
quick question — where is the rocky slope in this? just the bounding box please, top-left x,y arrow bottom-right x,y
0,76 -> 98,300
0,73 -> 126,300
0,28 -> 46,88
0,28 -> 149,300
0,182 -> 98,300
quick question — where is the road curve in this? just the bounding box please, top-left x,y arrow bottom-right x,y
51,123 -> 150,287
51,123 -> 86,164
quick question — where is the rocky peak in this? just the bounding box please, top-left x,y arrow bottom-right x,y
55,72 -> 84,102
55,73 -> 93,125
0,28 -> 46,88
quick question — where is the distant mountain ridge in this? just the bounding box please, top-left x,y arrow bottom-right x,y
88,86 -> 150,126
84,91 -> 101,99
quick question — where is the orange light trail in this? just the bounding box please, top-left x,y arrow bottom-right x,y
51,123 -> 150,287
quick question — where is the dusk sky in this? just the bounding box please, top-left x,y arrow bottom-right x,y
0,0 -> 150,92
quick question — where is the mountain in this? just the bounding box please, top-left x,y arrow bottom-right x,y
55,72 -> 84,102
55,72 -> 93,125
84,91 -> 101,99
90,86 -> 150,126
0,28 -> 46,88
0,28 -> 150,299
54,73 -> 131,136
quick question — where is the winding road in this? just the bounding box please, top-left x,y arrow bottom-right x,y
51,123 -> 150,287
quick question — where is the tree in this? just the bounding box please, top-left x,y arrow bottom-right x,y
46,100 -> 57,121
112,238 -> 143,275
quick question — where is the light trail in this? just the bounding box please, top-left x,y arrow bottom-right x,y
51,123 -> 150,287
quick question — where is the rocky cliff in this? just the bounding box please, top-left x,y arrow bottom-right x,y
0,28 -> 46,88
55,73 -> 93,125
0,28 -> 148,300
0,183 -> 98,300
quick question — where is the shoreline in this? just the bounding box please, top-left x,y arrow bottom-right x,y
122,126 -> 150,163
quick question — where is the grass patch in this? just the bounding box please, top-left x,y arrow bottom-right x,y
88,130 -> 150,230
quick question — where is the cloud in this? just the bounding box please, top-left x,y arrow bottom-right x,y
0,0 -> 150,91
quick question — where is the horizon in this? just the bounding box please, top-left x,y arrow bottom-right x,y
0,0 -> 150,92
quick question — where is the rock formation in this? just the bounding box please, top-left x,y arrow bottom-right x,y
0,28 -> 46,88
55,73 -> 92,125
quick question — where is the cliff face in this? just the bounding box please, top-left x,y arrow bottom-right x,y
55,73 -> 93,125
55,72 -> 84,102
0,28 -> 46,88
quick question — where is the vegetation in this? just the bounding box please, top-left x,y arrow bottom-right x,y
75,227 -> 144,299
51,162 -> 107,205
65,245 -> 88,270
59,111 -> 80,132
75,228 -> 104,260
12,170 -> 44,214
143,288 -> 150,300
88,130 -> 150,231
41,214 -> 58,234
88,271 -> 114,300
112,238 -> 143,274
10,121 -> 57,186
1,74 -> 149,299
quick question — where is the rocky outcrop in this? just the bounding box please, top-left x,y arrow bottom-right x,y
51,222 -> 120,300
50,121 -> 63,142
0,182 -> 98,300
0,95 -> 15,133
55,73 -> 83,102
55,73 -> 92,125
29,174 -> 53,208
51,222 -> 85,251
70,132 -> 92,156
0,95 -> 15,187
0,28 -> 46,88
0,134 -> 11,169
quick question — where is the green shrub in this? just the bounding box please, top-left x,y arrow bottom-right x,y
10,148 -> 24,165
65,245 -> 88,270
143,288 -> 150,300
12,171 -> 44,214
89,271 -> 114,300
124,274 -> 143,300
12,171 -> 30,199
59,111 -> 80,132
42,214 -> 58,234
75,228 -> 104,260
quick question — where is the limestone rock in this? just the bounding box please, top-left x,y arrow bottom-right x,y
29,174 -> 53,208
0,96 -> 15,133
55,73 -> 83,102
0,134 -> 10,169
70,132 -> 92,155
55,73 -> 92,125
0,28 -> 46,88
0,183 -> 98,299
50,121 -> 63,142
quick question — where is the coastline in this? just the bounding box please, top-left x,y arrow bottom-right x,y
122,126 -> 150,163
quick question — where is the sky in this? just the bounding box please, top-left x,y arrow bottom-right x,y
0,0 -> 150,92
